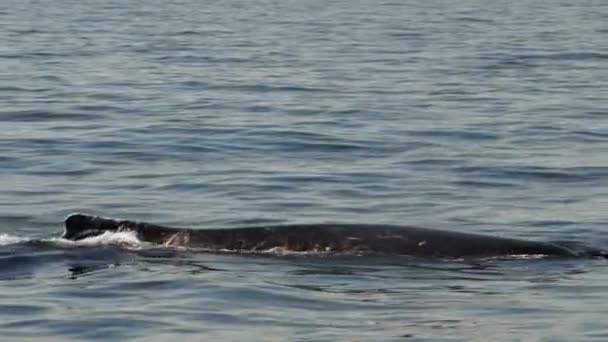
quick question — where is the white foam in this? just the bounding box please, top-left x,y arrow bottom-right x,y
481,254 -> 548,261
0,233 -> 30,246
261,246 -> 326,256
50,230 -> 147,250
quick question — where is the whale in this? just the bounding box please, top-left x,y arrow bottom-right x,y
62,213 -> 607,258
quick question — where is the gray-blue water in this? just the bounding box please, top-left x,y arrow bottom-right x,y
1,0 -> 608,340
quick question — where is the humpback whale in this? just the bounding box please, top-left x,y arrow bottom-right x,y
62,213 -> 606,258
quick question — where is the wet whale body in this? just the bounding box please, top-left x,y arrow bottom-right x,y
63,213 -> 605,258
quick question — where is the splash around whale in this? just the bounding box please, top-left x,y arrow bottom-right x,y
62,213 -> 608,259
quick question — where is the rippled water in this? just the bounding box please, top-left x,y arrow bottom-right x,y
1,0 -> 608,340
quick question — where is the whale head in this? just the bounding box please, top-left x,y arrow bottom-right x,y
63,213 -> 125,240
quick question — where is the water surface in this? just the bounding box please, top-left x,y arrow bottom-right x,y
1,0 -> 607,340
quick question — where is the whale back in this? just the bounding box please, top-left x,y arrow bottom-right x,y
63,213 -> 584,258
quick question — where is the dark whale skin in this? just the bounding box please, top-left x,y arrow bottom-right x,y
61,213 -> 595,258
